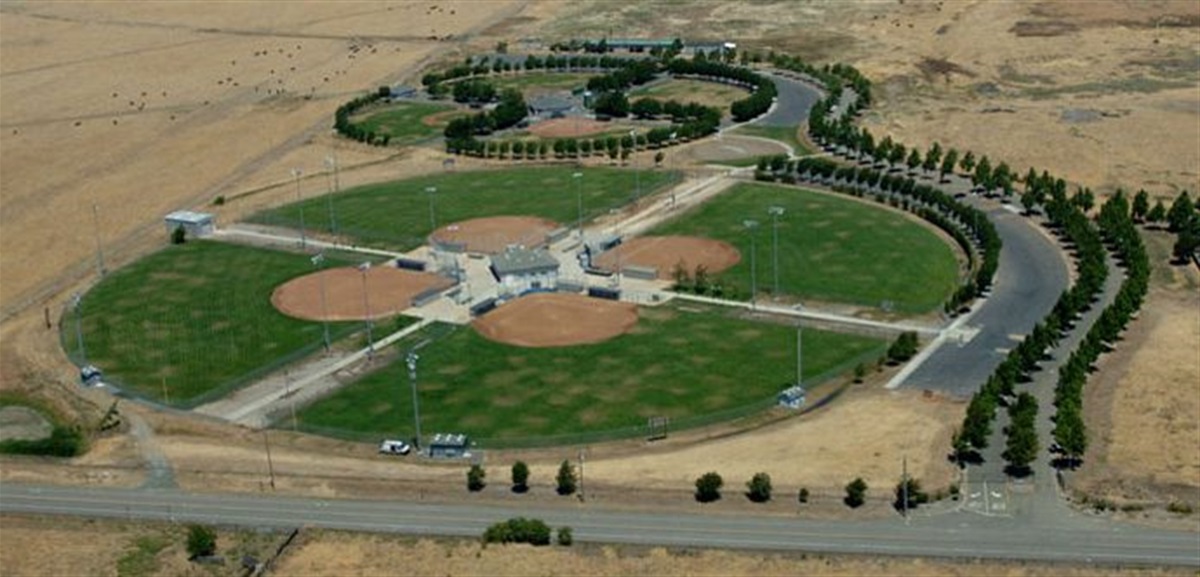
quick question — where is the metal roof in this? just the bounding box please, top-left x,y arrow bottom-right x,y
164,210 -> 214,224
490,246 -> 560,276
528,94 -> 575,112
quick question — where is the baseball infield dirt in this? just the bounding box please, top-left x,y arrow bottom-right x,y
271,265 -> 452,321
429,215 -> 560,254
592,235 -> 741,280
528,116 -> 613,138
472,293 -> 638,347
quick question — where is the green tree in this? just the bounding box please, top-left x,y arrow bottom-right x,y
1147,200 -> 1167,227
555,459 -> 577,495
905,148 -> 922,174
556,526 -> 573,546
593,91 -> 630,117
887,331 -> 919,363
483,517 -> 552,546
973,155 -> 992,191
631,98 -> 663,119
1052,405 -> 1087,466
511,461 -> 530,493
1167,191 -> 1196,232
1002,392 -> 1039,474
186,525 -> 217,559
959,150 -> 976,174
844,477 -> 868,508
1173,221 -> 1200,263
694,471 -> 724,503
853,362 -> 867,383
894,477 -> 930,511
467,464 -> 487,492
746,472 -> 773,503
939,148 -> 958,182
654,150 -> 665,166
888,142 -> 906,169
1131,189 -> 1150,222
798,487 -> 810,503
923,142 -> 942,173
1071,187 -> 1095,213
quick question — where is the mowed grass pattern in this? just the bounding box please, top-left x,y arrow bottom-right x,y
653,183 -> 959,313
253,167 -> 680,250
71,241 -> 356,406
298,303 -> 882,441
353,102 -> 460,144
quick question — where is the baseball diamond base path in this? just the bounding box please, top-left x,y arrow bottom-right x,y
472,293 -> 638,347
593,235 -> 741,280
429,216 -> 561,254
272,266 -> 453,321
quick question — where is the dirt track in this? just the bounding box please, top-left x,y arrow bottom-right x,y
271,265 -> 452,321
529,116 -> 613,138
472,292 -> 638,347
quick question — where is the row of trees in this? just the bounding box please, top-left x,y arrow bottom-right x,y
332,87 -> 391,146
665,58 -> 777,122
482,517 -> 572,547
467,460 -> 581,496
443,88 -> 528,152
1002,392 -> 1039,475
695,471 -> 933,513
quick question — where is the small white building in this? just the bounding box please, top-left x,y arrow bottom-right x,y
490,246 -> 560,295
164,211 -> 215,239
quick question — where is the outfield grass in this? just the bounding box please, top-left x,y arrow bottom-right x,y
352,102 -> 462,145
67,241 -> 368,407
652,183 -> 960,313
628,78 -> 748,111
252,166 -> 681,250
729,124 -> 811,155
297,302 -> 883,443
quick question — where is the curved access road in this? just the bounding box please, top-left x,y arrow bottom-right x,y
2,483 -> 1197,566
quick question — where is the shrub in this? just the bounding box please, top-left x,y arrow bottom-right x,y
467,464 -> 486,492
1167,501 -> 1194,515
482,517 -> 552,546
186,525 -> 217,559
556,460 -> 576,496
557,526 -> 574,546
694,471 -> 723,503
0,424 -> 87,457
511,461 -> 529,493
798,487 -> 810,504
844,477 -> 868,508
746,472 -> 772,503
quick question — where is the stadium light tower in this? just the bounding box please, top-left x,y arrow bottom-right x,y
426,186 -> 438,231
311,253 -> 331,352
406,349 -> 424,451
292,168 -> 306,249
630,129 -> 641,204
358,262 -> 374,356
71,293 -> 86,365
91,203 -> 106,277
573,171 -> 584,240
768,206 -> 785,297
324,155 -> 340,237
743,219 -> 759,308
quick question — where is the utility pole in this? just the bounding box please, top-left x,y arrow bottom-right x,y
768,206 -> 785,297
263,431 -> 276,490
902,454 -> 909,522
426,186 -> 438,231
406,350 -> 423,452
743,220 -> 759,308
574,171 -> 584,240
324,155 -> 340,236
71,293 -> 86,365
292,168 -> 306,249
358,262 -> 374,356
796,324 -> 803,387
91,204 -> 106,277
578,447 -> 586,502
312,253 -> 331,352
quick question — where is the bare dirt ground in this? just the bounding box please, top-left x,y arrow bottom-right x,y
473,293 -> 639,348
592,235 -> 741,279
1072,230 -> 1200,505
528,116 -> 613,138
0,406 -> 51,442
679,134 -> 790,163
429,215 -> 561,254
271,265 -> 452,321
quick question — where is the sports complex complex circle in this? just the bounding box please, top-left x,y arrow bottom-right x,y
428,215 -> 561,254
271,266 -> 453,321
471,293 -> 639,348
591,235 -> 742,280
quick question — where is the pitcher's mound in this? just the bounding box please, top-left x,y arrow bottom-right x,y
430,215 -> 560,255
473,293 -> 638,348
592,236 -> 741,279
272,266 -> 453,321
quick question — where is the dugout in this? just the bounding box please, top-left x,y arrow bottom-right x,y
428,433 -> 470,459
164,211 -> 215,239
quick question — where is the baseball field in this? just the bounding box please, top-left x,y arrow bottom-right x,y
650,182 -> 961,313
351,101 -> 463,146
66,241 -> 409,407
250,166 -> 681,250
296,301 -> 884,444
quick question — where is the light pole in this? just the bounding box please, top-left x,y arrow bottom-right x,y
311,253 -> 331,352
71,293 -> 86,365
91,203 -> 106,277
796,324 -> 803,387
743,219 -> 759,307
573,171 -> 584,240
630,129 -> 640,205
292,168 -> 306,249
768,206 -> 785,297
425,186 -> 437,231
406,349 -> 423,452
324,155 -> 340,236
358,262 -> 374,356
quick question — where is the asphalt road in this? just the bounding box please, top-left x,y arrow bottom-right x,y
2,483 -> 1197,566
757,72 -> 822,127
900,202 -> 1070,397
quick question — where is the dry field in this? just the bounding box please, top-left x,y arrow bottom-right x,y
2,514 -> 1193,577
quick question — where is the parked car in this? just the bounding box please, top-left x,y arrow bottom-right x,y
378,439 -> 411,455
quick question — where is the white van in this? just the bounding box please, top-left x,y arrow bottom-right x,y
378,439 -> 411,455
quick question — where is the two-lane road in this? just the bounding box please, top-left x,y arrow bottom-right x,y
2,483 -> 1197,566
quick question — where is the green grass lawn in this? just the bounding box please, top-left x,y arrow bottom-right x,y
297,302 -> 883,444
252,166 -> 681,250
67,241 -> 370,407
729,124 -> 811,155
352,101 -> 462,145
652,183 -> 960,313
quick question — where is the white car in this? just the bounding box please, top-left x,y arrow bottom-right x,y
378,439 -> 411,455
